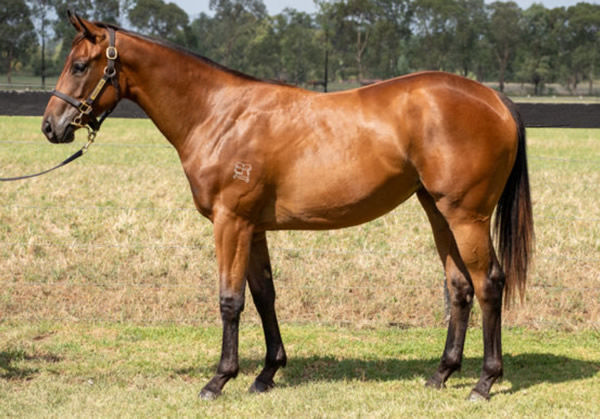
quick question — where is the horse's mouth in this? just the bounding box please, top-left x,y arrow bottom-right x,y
62,124 -> 76,143
50,124 -> 76,144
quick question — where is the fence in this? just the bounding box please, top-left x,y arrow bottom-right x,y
1,91 -> 600,127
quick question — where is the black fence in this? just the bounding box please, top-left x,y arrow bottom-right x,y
1,91 -> 599,128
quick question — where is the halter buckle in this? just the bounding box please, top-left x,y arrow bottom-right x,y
106,46 -> 118,60
78,101 -> 92,115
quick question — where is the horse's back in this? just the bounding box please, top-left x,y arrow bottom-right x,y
258,72 -> 518,229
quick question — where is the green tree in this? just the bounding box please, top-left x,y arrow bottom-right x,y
27,0 -> 55,88
128,0 -> 189,41
366,0 -> 412,78
515,4 -> 554,95
208,0 -> 267,69
567,3 -> 600,94
244,15 -> 283,80
411,0 -> 458,71
334,0 -> 378,81
451,0 -> 486,77
486,1 -> 522,92
277,9 -> 321,84
0,0 -> 37,83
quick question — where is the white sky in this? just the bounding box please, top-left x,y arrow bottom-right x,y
171,0 -> 598,19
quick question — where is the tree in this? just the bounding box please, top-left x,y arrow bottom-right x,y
451,0 -> 486,77
486,1 -> 522,92
128,0 -> 189,41
366,0 -> 412,78
278,9 -> 321,84
567,3 -> 600,94
0,0 -> 37,83
333,0 -> 378,81
411,0 -> 458,71
515,4 -> 554,95
27,0 -> 55,88
208,0 -> 268,69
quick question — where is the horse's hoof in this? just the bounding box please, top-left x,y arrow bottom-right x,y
425,377 -> 445,389
199,386 -> 221,401
249,379 -> 274,394
467,389 -> 490,402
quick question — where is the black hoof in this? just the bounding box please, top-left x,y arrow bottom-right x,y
199,386 -> 221,401
425,377 -> 445,389
249,378 -> 275,394
467,389 -> 490,402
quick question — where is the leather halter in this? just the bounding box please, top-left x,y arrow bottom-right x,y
0,28 -> 119,182
52,27 -> 120,134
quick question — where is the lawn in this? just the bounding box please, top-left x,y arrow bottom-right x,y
1,323 -> 599,417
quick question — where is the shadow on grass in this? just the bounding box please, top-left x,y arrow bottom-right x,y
187,353 -> 599,395
0,348 -> 61,380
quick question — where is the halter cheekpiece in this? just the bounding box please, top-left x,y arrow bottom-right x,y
51,27 -> 120,135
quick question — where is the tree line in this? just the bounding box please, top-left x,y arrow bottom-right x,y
2,0 -> 600,95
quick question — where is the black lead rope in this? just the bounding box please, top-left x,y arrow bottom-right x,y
0,137 -> 94,182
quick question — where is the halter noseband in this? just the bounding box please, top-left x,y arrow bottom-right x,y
51,27 -> 120,137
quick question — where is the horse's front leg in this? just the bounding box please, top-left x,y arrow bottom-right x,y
199,213 -> 254,401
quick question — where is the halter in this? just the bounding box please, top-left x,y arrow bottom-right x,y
52,27 -> 120,139
0,28 -> 120,182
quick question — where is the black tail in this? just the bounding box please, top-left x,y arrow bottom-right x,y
494,96 -> 535,306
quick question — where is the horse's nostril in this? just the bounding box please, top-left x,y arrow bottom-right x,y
43,119 -> 53,134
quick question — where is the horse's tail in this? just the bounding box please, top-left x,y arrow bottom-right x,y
494,95 -> 534,306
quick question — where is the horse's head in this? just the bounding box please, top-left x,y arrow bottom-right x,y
42,12 -> 121,143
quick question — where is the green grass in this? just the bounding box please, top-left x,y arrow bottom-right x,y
0,322 -> 600,417
1,323 -> 599,417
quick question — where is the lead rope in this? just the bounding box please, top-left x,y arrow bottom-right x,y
0,129 -> 96,182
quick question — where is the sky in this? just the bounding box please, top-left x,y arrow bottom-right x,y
172,0 -> 598,19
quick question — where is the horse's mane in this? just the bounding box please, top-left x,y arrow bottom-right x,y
92,21 -> 289,87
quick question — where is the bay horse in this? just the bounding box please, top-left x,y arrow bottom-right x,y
42,13 -> 533,401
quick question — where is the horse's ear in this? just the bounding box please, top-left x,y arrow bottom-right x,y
67,10 -> 98,41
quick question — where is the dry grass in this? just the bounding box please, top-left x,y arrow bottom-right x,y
0,117 -> 599,330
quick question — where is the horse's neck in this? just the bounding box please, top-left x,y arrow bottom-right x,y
119,33 -> 247,151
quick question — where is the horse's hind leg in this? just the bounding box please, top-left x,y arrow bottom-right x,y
417,190 -> 474,388
434,198 -> 505,400
247,232 -> 287,393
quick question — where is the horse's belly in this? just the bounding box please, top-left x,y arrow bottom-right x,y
267,167 -> 420,230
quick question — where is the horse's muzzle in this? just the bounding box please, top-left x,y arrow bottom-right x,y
42,116 -> 76,144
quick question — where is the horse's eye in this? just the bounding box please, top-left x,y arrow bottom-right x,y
72,62 -> 88,74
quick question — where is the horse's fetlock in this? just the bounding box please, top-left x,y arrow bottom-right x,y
441,352 -> 462,372
483,358 -> 503,378
217,362 -> 239,379
274,346 -> 287,367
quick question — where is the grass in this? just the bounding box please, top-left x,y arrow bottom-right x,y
0,116 -> 599,414
1,323 -> 599,417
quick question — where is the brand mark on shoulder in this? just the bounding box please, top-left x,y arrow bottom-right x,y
233,162 -> 252,183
